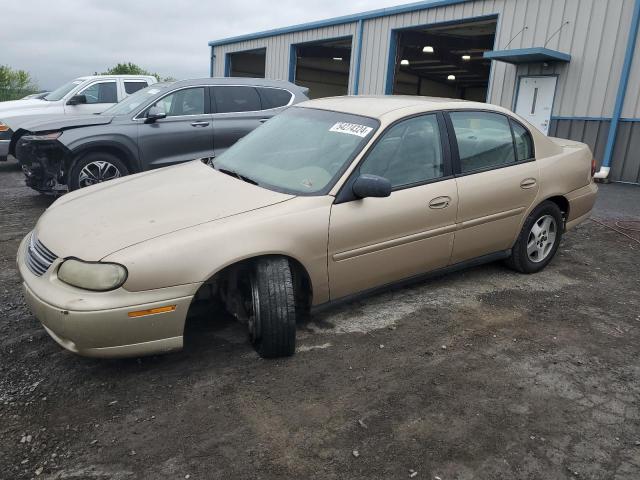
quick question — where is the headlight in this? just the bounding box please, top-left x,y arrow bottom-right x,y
25,131 -> 62,141
0,121 -> 9,132
57,259 -> 127,291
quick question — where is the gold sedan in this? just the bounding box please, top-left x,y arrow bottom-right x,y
17,96 -> 598,358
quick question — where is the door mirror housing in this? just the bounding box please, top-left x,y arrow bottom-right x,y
145,106 -> 167,124
67,94 -> 87,106
352,174 -> 392,199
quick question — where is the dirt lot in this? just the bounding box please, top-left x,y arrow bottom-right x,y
1,158 -> 639,480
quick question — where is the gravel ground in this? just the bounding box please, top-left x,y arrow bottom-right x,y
1,157 -> 639,480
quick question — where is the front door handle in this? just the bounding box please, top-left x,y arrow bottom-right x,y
191,121 -> 210,127
520,178 -> 537,189
259,118 -> 269,123
429,196 -> 451,209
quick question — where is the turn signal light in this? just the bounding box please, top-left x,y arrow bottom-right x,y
0,122 -> 9,132
128,305 -> 176,318
591,158 -> 597,177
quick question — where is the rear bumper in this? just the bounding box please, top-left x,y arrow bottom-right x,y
566,182 -> 598,231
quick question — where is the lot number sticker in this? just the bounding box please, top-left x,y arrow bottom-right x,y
329,122 -> 373,138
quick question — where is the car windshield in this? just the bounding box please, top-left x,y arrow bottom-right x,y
101,83 -> 170,116
214,107 -> 378,195
44,79 -> 84,101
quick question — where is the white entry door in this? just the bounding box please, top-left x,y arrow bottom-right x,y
514,76 -> 557,135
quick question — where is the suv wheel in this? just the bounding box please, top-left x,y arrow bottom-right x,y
506,201 -> 563,274
245,257 -> 297,358
69,152 -> 129,191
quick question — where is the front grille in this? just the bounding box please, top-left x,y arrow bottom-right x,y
25,232 -> 57,276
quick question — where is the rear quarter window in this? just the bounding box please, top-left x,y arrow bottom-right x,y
257,87 -> 293,109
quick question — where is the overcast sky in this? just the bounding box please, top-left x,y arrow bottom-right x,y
2,0 -> 405,90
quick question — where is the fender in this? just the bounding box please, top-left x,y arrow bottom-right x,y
67,138 -> 141,173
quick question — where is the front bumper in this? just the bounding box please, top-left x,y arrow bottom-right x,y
17,235 -> 200,358
16,136 -> 69,193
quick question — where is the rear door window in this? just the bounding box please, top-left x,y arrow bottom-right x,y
257,87 -> 293,109
124,81 -> 149,95
449,111 -> 516,173
510,120 -> 534,161
213,86 -> 261,113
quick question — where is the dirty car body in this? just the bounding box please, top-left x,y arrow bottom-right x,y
17,96 -> 598,359
14,77 -> 308,193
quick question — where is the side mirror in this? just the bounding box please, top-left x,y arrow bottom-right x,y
144,106 -> 167,124
352,174 -> 392,199
67,94 -> 87,106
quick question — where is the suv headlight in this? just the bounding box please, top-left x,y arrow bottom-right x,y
25,131 -> 62,141
57,259 -> 127,291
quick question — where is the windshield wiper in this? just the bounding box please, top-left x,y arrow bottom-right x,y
216,167 -> 259,186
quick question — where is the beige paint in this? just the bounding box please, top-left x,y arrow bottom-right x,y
17,96 -> 597,358
328,179 -> 457,299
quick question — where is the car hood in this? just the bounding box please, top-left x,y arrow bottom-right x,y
0,98 -> 50,113
10,114 -> 114,133
0,100 -> 60,122
35,161 -> 294,261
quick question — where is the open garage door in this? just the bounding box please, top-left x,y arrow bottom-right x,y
227,48 -> 266,78
390,18 -> 497,101
292,38 -> 352,99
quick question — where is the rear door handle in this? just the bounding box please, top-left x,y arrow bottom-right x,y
191,121 -> 210,127
520,178 -> 537,189
429,196 -> 451,209
259,118 -> 269,123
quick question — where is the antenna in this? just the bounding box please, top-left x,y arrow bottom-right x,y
503,26 -> 528,50
544,21 -> 571,47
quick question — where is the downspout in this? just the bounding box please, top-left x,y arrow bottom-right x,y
352,19 -> 365,95
209,46 -> 215,77
595,0 -> 640,179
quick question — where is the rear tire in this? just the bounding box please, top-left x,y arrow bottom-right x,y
506,201 -> 563,274
247,257 -> 297,358
69,152 -> 129,191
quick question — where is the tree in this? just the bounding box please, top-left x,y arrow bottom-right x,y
0,65 -> 38,101
101,62 -> 175,82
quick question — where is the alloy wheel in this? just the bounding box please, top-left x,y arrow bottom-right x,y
526,214 -> 557,263
78,160 -> 121,187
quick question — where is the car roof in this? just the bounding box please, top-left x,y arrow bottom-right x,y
168,77 -> 304,92
76,75 -> 156,80
296,95 -> 511,121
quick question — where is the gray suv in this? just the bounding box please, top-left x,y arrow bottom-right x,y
14,78 -> 308,193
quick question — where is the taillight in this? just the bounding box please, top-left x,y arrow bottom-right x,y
591,158 -> 597,177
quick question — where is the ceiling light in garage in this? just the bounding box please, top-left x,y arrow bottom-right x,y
447,74 -> 456,81
423,46 -> 434,53
400,59 -> 410,65
332,57 -> 343,61
462,55 -> 471,61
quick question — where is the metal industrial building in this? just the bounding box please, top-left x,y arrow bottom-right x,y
209,0 -> 640,183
